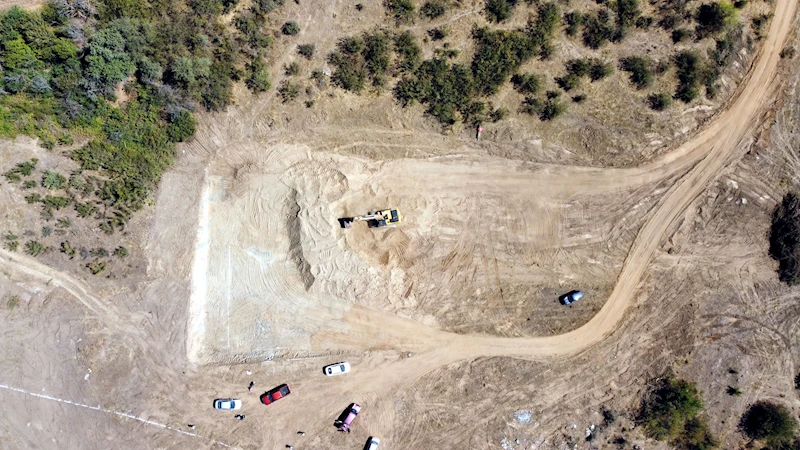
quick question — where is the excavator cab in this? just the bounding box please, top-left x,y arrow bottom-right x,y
340,209 -> 402,229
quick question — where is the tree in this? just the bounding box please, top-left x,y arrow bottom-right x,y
421,0 -> 446,19
85,27 -> 135,95
696,2 -> 737,38
385,0 -> 416,25
166,110 -> 196,142
648,93 -> 672,111
281,21 -> 300,35
638,377 -> 704,440
620,56 -> 654,89
245,55 -> 271,92
740,401 -> 797,444
486,0 -> 518,22
297,44 -> 315,59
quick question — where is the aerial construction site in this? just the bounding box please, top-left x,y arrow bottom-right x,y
1,0 -> 800,449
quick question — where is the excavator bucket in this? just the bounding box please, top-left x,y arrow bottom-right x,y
338,218 -> 354,228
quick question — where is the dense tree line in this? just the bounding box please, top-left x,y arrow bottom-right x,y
0,0 -> 286,232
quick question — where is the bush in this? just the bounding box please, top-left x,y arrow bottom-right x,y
24,240 -> 46,256
329,31 -> 393,91
583,11 -> 615,49
674,51 -> 706,103
421,0 -> 447,19
648,93 -> 672,110
511,73 -> 541,95
246,56 -> 271,92
672,28 -> 692,43
638,377 -> 704,441
297,44 -> 315,59
285,61 -> 300,76
696,2 -> 737,38
471,27 -> 535,96
486,0 -> 518,22
614,0 -> 640,37
394,31 -> 421,73
386,0 -> 416,25
41,170 -> 66,190
740,401 -> 797,443
770,193 -> 800,284
620,56 -> 654,89
393,57 -> 474,125
114,246 -> 129,257
556,73 -> 581,91
565,11 -> 583,36
281,21 -> 300,36
278,80 -> 300,103
428,26 -> 448,40
166,110 -> 196,143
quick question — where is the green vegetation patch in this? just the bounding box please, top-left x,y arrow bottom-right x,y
329,31 -> 394,91
770,192 -> 800,285
637,376 -> 717,449
740,401 -> 797,444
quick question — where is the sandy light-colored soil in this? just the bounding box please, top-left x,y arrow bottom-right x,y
1,0 -> 800,449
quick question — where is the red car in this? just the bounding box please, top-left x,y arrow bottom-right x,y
260,384 -> 291,405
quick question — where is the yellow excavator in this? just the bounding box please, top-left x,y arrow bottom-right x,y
339,209 -> 402,229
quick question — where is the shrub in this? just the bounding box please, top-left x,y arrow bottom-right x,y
297,44 -> 315,59
740,401 -> 797,443
727,386 -> 742,396
638,377 -> 704,441
254,0 -> 285,14
770,193 -> 800,284
674,51 -> 706,103
511,72 -> 541,95
278,80 -> 300,102
620,56 -> 654,89
672,28 -> 692,43
673,416 -> 718,450
86,260 -> 106,275
246,56 -> 271,93
648,93 -> 672,110
114,246 -> 129,257
281,21 -> 300,36
24,240 -> 46,256
556,73 -> 581,91
42,195 -> 70,210
329,31 -> 392,91
486,0 -> 518,22
421,0 -> 447,19
385,0 -> 416,25
285,61 -> 300,76
428,26 -> 448,40
589,60 -> 614,81
696,2 -> 737,38
471,27 -> 535,96
614,0 -> 641,38
41,170 -> 66,190
22,180 -> 36,189
167,110 -> 197,143
394,57 -> 474,125
565,11 -> 583,36
583,11 -> 615,49
572,94 -> 587,103
60,241 -> 76,258
394,31 -> 421,73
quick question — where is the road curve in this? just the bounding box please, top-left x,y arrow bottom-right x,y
449,0 -> 797,359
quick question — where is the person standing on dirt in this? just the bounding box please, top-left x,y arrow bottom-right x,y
234,414 -> 246,420
248,381 -> 255,391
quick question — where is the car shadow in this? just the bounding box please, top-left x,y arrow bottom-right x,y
333,403 -> 355,428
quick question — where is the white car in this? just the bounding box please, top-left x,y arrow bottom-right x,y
323,362 -> 351,376
365,437 -> 380,449
213,398 -> 242,410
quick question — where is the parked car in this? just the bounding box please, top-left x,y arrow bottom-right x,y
323,362 -> 351,376
213,398 -> 242,410
260,384 -> 291,405
336,403 -> 361,432
559,290 -> 583,305
364,436 -> 380,450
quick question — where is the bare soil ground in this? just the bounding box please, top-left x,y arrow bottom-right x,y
1,0 -> 800,449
